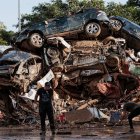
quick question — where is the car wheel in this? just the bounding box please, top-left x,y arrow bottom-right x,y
29,33 -> 44,48
110,19 -> 122,31
85,22 -> 101,38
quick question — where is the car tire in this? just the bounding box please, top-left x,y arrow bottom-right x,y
29,33 -> 44,48
110,19 -> 122,31
85,22 -> 101,38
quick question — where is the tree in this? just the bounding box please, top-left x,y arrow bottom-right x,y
20,0 -> 105,28
19,0 -> 140,29
105,1 -> 140,25
0,21 -> 6,30
21,1 -> 69,28
127,0 -> 138,6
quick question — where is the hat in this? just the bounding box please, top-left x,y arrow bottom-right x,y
45,82 -> 51,87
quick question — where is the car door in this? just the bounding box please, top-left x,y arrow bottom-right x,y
45,19 -> 58,36
125,21 -> 140,51
67,11 -> 84,32
55,16 -> 69,36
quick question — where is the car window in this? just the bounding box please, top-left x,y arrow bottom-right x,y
47,20 -> 56,28
55,17 -> 68,27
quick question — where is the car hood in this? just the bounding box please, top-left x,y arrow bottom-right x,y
0,50 -> 40,65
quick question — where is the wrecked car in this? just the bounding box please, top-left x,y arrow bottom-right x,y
43,37 -> 130,101
0,48 -> 43,92
15,8 -> 111,51
110,16 -> 140,52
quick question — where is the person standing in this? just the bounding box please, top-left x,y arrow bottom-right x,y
34,82 -> 55,135
122,102 -> 140,133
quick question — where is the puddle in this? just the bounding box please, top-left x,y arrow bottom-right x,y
0,125 -> 140,140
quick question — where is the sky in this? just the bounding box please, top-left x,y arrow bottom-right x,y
0,0 -> 127,32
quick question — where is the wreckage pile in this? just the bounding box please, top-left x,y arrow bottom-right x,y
1,9 -> 140,126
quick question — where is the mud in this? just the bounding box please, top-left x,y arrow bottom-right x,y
0,125 -> 140,140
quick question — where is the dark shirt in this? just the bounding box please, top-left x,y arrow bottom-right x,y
123,102 -> 140,112
37,87 -> 53,103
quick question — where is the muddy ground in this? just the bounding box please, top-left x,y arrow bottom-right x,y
0,124 -> 140,140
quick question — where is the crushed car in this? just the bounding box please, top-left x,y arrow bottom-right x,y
0,48 -> 43,92
43,37 -> 138,103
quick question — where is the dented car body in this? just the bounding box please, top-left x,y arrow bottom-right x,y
0,49 -> 42,92
16,8 -> 110,50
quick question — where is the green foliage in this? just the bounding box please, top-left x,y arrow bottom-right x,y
105,1 -> 140,25
20,0 -> 105,27
0,22 -> 6,30
0,38 -> 7,45
21,1 -> 69,27
127,0 -> 137,6
0,29 -> 14,45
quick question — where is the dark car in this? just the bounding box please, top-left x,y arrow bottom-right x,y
110,16 -> 140,52
0,48 -> 42,92
15,8 -> 110,49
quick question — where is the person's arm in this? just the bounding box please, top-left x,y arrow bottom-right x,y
34,89 -> 40,103
50,89 -> 54,100
51,78 -> 58,90
120,111 -> 127,121
34,93 -> 39,103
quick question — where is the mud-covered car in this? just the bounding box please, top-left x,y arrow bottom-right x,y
15,8 -> 110,50
0,48 -> 43,92
110,16 -> 140,51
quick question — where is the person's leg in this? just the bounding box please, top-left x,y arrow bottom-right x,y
128,107 -> 140,131
39,103 -> 47,132
46,103 -> 55,134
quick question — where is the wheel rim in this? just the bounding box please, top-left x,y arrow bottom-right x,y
30,33 -> 43,47
86,23 -> 99,34
110,19 -> 122,31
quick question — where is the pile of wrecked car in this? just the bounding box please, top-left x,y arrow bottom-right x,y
0,7 -> 140,126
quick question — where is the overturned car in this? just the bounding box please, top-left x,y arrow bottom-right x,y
110,16 -> 140,52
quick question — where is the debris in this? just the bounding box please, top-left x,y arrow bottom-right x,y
37,69 -> 54,87
1,10 -> 140,127
65,109 -> 93,123
88,107 -> 110,121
